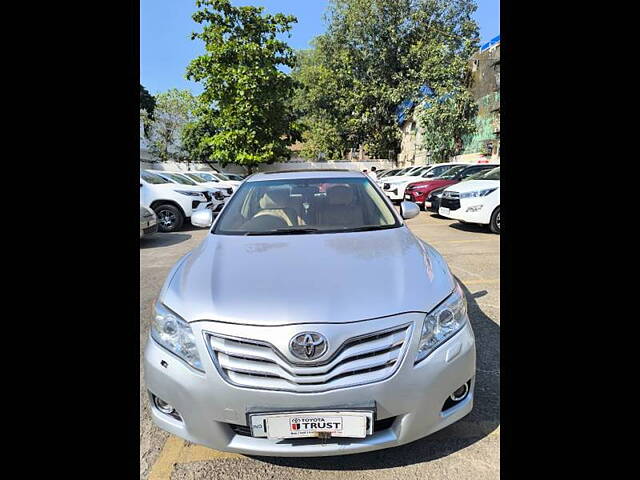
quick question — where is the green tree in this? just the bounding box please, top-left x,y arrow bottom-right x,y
294,0 -> 479,159
145,89 -> 197,162
185,0 -> 302,173
140,84 -> 156,138
417,87 -> 478,162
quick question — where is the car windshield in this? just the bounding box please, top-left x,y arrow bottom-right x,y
461,169 -> 490,181
213,177 -> 401,235
197,172 -> 219,182
141,171 -> 170,184
480,167 -> 500,180
438,165 -> 467,179
161,173 -> 198,185
212,172 -> 230,181
184,173 -> 206,183
409,166 -> 430,176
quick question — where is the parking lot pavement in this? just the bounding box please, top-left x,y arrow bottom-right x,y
140,213 -> 500,480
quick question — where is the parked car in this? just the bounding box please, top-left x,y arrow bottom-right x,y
187,171 -> 241,192
425,167 -> 496,214
140,204 -> 158,238
179,172 -> 234,197
140,170 -> 214,233
439,167 -> 500,233
152,171 -> 228,203
424,186 -> 447,214
144,169 -> 475,457
381,162 -> 464,202
404,163 -> 498,209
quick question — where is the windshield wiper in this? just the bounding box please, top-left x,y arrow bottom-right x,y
339,225 -> 398,232
244,228 -> 320,236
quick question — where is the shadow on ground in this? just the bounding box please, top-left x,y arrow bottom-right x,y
140,233 -> 192,249
448,221 -> 494,235
250,279 -> 499,470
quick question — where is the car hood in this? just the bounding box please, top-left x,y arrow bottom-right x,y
162,227 -> 455,326
444,179 -> 500,193
150,183 -> 208,193
382,175 -> 423,183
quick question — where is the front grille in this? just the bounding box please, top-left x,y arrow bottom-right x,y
440,197 -> 460,210
227,416 -> 397,438
206,324 -> 412,393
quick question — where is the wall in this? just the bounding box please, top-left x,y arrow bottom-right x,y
140,158 -> 395,174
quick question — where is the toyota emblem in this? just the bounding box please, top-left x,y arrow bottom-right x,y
289,332 -> 328,361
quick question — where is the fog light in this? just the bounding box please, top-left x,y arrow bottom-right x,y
153,396 -> 175,414
450,382 -> 470,401
466,205 -> 483,212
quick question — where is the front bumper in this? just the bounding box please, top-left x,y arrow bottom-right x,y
404,190 -> 428,204
140,218 -> 158,238
143,313 -> 475,457
439,198 -> 491,224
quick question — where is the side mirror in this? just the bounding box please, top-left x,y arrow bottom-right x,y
191,210 -> 213,228
400,201 -> 420,220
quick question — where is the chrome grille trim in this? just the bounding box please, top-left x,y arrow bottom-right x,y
204,323 -> 413,393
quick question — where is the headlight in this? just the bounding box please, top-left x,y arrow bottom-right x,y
151,302 -> 203,371
175,190 -> 206,199
415,282 -> 468,364
460,188 -> 497,199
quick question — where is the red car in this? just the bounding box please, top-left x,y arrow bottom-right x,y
404,163 -> 499,209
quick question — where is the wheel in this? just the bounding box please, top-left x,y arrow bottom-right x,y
490,206 -> 500,234
154,204 -> 184,232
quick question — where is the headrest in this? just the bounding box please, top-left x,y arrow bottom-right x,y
327,185 -> 354,205
259,189 -> 290,209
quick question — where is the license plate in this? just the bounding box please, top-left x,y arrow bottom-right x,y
251,411 -> 373,439
424,201 -> 432,208
404,195 -> 412,200
440,207 -> 450,216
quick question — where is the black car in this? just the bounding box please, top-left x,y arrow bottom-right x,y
425,186 -> 448,214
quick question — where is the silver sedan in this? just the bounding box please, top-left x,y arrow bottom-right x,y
143,170 -> 475,456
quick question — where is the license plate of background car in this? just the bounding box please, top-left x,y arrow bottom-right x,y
250,411 -> 373,439
424,201 -> 431,207
405,195 -> 412,200
440,207 -> 450,216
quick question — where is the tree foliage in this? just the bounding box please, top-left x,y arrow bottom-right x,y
185,0 -> 301,172
140,84 -> 156,117
293,0 -> 479,160
144,89 -> 197,162
417,87 -> 477,162
140,84 -> 156,138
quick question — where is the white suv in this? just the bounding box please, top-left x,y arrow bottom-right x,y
151,171 -> 228,204
439,167 -> 500,233
140,170 -> 215,233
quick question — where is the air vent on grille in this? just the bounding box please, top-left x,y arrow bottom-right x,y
205,324 -> 412,393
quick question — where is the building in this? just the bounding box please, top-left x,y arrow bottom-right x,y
396,35 -> 501,166
459,35 -> 500,163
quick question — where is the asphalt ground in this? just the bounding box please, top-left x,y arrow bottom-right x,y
140,210 -> 500,480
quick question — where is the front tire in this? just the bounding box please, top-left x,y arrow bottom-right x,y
155,204 -> 184,233
490,207 -> 500,234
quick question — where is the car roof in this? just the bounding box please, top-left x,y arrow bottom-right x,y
248,169 -> 364,182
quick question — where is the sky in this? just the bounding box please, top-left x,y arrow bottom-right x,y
141,0 -> 500,96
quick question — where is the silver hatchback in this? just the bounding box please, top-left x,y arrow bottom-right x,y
143,170 -> 475,456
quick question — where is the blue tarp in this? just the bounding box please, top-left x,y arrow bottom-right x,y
480,34 -> 500,52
